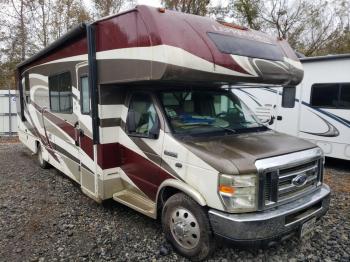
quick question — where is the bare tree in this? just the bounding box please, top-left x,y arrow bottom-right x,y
27,0 -> 53,48
92,0 -> 137,18
50,0 -> 91,39
295,0 -> 341,56
233,0 -> 262,30
162,0 -> 210,16
260,0 -> 308,40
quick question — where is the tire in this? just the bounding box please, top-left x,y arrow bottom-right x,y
37,143 -> 50,169
162,193 -> 216,261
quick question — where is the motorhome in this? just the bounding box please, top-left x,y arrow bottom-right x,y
234,54 -> 350,161
16,6 -> 330,260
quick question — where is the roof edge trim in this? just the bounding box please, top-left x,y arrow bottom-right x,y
300,53 -> 350,63
16,23 -> 87,70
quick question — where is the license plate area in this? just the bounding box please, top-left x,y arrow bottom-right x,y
299,217 -> 316,238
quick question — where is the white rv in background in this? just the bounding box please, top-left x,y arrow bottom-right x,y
234,54 -> 350,161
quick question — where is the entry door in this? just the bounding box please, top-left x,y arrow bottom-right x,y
274,86 -> 301,136
121,92 -> 165,200
76,64 -> 96,195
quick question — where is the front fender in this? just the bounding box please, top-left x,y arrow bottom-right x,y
157,179 -> 207,207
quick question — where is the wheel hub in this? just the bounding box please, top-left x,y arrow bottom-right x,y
174,222 -> 187,237
170,208 -> 200,249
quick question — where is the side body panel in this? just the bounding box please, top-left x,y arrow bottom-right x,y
298,59 -> 350,160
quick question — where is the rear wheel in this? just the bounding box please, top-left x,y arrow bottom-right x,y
37,143 -> 50,169
162,193 -> 215,261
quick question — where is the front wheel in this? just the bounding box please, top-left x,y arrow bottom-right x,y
162,193 -> 216,261
37,143 -> 50,169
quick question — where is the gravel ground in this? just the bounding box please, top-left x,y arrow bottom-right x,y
0,141 -> 349,262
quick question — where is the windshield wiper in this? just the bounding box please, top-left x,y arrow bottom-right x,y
210,124 -> 236,134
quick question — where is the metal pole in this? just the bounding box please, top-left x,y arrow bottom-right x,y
8,88 -> 12,136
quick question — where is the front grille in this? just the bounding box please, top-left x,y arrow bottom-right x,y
262,159 -> 322,208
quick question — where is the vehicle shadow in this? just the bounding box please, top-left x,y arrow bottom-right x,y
325,157 -> 350,172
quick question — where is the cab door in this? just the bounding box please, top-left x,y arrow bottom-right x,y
121,92 -> 165,200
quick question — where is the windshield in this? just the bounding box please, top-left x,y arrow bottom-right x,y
159,89 -> 266,136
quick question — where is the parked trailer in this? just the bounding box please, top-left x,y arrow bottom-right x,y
234,54 -> 350,161
16,6 -> 330,260
0,90 -> 17,136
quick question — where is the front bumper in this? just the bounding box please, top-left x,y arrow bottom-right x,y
208,184 -> 330,245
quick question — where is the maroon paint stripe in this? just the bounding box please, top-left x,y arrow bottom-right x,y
31,102 -> 94,160
25,103 -> 59,161
97,142 -> 122,169
119,144 -> 173,201
80,135 -> 94,159
97,142 -> 173,200
21,37 -> 87,71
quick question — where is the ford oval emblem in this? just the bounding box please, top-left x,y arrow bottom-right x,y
292,174 -> 308,187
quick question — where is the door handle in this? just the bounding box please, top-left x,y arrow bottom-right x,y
164,150 -> 178,158
175,163 -> 182,168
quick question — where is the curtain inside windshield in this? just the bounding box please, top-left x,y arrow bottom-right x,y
160,90 -> 263,135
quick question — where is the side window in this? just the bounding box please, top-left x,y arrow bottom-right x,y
126,93 -> 160,138
49,72 -> 72,113
282,86 -> 296,108
311,83 -> 340,108
339,84 -> 350,109
80,76 -> 90,114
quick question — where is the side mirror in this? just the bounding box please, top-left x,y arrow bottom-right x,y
148,116 -> 160,139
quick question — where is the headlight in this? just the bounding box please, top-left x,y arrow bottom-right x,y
218,174 -> 257,212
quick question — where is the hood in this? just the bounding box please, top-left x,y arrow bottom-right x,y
182,130 -> 316,174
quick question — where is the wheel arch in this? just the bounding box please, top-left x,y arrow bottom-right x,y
156,179 -> 207,218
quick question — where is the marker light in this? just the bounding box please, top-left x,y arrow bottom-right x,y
216,20 -> 248,30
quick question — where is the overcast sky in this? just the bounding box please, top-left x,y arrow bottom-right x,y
83,0 -> 229,12
136,0 -> 228,8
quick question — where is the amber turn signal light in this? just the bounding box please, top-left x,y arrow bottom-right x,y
219,185 -> 235,194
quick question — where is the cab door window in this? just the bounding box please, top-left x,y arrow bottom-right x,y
126,93 -> 160,138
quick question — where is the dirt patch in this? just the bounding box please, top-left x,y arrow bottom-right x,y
0,135 -> 19,144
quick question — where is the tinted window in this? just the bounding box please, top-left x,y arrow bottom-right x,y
207,32 -> 284,61
339,84 -> 350,109
126,94 -> 159,137
311,83 -> 350,109
49,72 -> 72,113
282,86 -> 296,108
80,76 -> 90,114
311,84 -> 340,108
